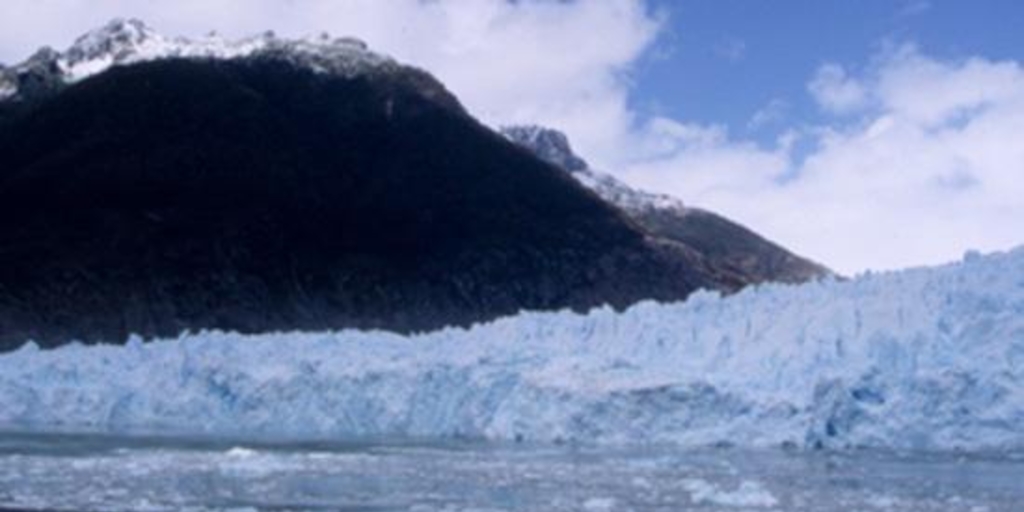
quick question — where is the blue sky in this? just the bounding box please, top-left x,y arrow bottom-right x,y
635,0 -> 1024,148
1,0 -> 1022,274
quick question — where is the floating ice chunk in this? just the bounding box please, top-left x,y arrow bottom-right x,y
581,497 -> 617,511
682,479 -> 778,508
224,447 -> 258,458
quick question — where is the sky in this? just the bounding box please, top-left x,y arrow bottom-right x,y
1,0 -> 1022,275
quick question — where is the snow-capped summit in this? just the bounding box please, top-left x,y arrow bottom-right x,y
500,125 -> 589,172
0,46 -> 63,102
62,18 -> 160,79
0,18 -> 395,102
501,125 -> 687,214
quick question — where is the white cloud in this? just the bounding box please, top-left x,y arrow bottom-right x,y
808,63 -> 869,114
627,118 -> 790,195
747,98 -> 790,130
876,46 -> 1024,127
621,45 -> 1024,274
897,0 -> 931,18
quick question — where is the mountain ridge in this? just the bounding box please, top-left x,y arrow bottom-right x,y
0,52 -> 724,349
0,20 -> 824,349
0,18 -> 400,103
501,125 -> 832,285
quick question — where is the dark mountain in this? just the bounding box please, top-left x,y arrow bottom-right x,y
0,21 -> 833,350
502,126 -> 831,285
630,208 -> 830,285
0,54 -> 733,350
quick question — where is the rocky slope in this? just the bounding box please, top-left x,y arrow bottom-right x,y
502,125 -> 831,285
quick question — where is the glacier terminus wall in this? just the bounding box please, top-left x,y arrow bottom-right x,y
0,247 -> 1022,451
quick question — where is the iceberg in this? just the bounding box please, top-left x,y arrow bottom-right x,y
0,247 -> 1022,451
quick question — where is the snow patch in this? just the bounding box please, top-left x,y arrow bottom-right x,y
0,79 -> 15,100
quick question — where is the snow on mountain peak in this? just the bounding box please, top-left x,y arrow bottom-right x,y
501,125 -> 589,172
67,18 -> 156,57
0,19 -> 393,101
501,125 -> 687,214
60,18 -> 162,80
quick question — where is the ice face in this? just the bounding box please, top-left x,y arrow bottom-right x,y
1,247 -> 1023,451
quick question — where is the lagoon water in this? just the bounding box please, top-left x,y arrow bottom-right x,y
1,430 -> 1022,512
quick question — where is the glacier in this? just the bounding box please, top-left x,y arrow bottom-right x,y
1,247 -> 1023,452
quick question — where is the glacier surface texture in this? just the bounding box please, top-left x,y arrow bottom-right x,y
1,248 -> 1023,451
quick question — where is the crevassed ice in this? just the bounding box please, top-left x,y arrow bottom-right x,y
1,247 -> 1023,451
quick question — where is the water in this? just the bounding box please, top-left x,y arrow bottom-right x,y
1,430 -> 1022,512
